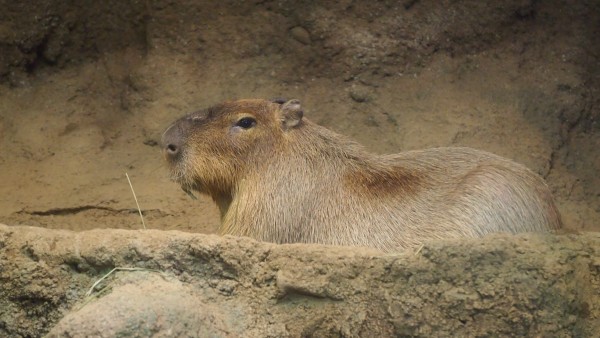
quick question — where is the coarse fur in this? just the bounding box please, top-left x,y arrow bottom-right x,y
162,99 -> 562,252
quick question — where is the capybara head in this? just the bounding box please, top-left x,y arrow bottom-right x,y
161,98 -> 304,197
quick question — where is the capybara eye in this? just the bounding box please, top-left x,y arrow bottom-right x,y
236,117 -> 256,129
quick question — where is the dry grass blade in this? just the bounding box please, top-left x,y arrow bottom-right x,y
85,267 -> 164,297
126,172 -> 147,230
414,244 -> 425,256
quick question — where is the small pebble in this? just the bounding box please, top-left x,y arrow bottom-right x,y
349,84 -> 372,103
290,26 -> 311,45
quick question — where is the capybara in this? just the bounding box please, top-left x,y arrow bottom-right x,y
161,98 -> 562,252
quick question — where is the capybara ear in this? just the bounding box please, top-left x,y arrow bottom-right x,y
271,97 -> 287,104
281,99 -> 303,129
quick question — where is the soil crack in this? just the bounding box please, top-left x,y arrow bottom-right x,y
18,206 -> 169,217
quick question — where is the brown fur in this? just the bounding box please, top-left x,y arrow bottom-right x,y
162,99 -> 562,252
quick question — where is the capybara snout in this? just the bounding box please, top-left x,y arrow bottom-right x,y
162,98 -> 562,252
162,118 -> 191,161
162,123 -> 184,160
162,111 -> 209,162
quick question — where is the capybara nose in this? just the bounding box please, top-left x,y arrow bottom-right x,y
162,113 -> 203,161
162,122 -> 187,161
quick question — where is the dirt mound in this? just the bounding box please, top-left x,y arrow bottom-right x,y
49,274 -> 235,337
1,224 -> 598,337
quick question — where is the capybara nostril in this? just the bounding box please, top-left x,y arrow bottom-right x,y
166,144 -> 179,156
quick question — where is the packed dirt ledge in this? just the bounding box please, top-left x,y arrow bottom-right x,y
0,224 -> 598,337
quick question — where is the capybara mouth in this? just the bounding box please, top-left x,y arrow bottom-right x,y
166,163 -> 202,200
181,185 -> 198,200
175,177 -> 203,200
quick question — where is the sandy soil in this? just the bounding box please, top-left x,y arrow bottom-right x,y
0,1 -> 598,232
